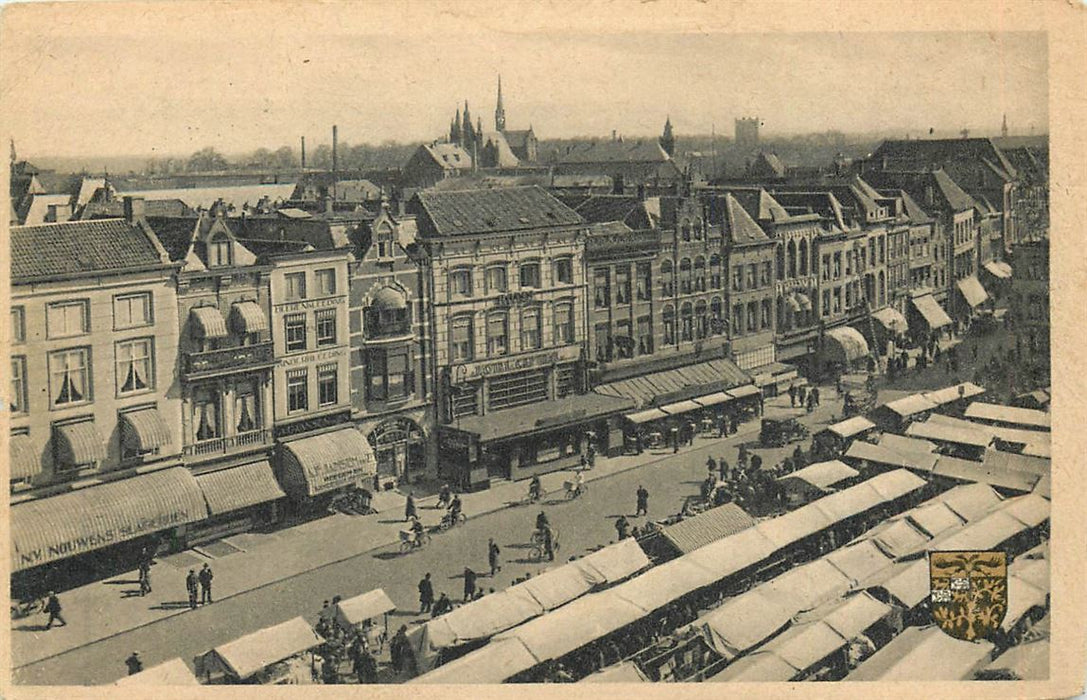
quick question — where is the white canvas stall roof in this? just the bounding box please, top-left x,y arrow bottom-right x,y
867,518 -> 931,558
846,626 -> 995,681
935,510 -> 1027,552
334,588 -> 396,627
964,402 -> 1051,430
982,640 -> 1049,680
624,407 -> 669,424
706,651 -> 797,682
756,504 -> 833,549
764,560 -> 852,611
906,420 -> 993,448
778,460 -> 859,491
982,449 -> 1051,477
907,503 -> 966,538
699,589 -> 796,658
883,393 -> 939,418
498,591 -> 646,663
204,617 -> 320,680
573,537 -> 651,584
765,619 -> 849,672
579,660 -> 649,683
405,617 -> 457,672
824,541 -> 894,586
438,587 -> 544,645
865,468 -> 928,501
659,398 -> 704,416
408,637 -> 539,685
844,440 -> 938,472
694,391 -> 733,408
1032,472 -> 1051,498
660,502 -> 757,554
823,325 -> 870,363
1002,574 -> 1048,633
513,563 -> 595,610
875,559 -> 930,608
685,526 -> 778,579
115,658 -> 199,686
727,383 -> 762,399
929,414 -> 1050,453
824,415 -> 876,439
878,432 -> 938,457
611,557 -> 720,613
1000,494 -> 1050,529
821,592 -> 893,640
1010,558 -> 1050,593
932,456 -> 1039,493
923,382 -> 986,406
935,483 -> 1003,522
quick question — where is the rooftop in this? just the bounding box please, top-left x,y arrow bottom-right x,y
12,218 -> 170,281
411,186 -> 583,237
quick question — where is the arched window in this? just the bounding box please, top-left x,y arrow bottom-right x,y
521,306 -> 541,350
680,302 -> 694,341
694,256 -> 707,292
710,297 -> 723,334
662,305 -> 676,345
485,264 -> 508,293
709,254 -> 722,289
486,312 -> 508,356
679,258 -> 693,294
776,244 -> 786,279
787,240 -> 797,278
695,300 -> 708,339
798,239 -> 809,276
366,287 -> 411,337
660,260 -> 675,296
681,220 -> 691,242
746,301 -> 758,332
761,299 -> 772,330
519,260 -> 542,288
777,296 -> 788,332
694,218 -> 704,240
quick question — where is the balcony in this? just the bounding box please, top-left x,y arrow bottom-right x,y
183,429 -> 271,458
184,342 -> 275,379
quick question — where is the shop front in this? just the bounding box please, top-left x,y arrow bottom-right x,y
366,417 -> 427,489
869,307 -> 909,357
908,293 -> 953,344
189,460 -> 287,543
276,427 -> 377,508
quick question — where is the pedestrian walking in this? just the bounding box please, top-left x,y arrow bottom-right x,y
125,651 -> 143,676
418,573 -> 434,613
670,426 -> 679,454
198,563 -> 214,604
719,457 -> 729,482
463,567 -> 477,602
404,491 -> 417,522
635,485 -> 649,516
812,387 -> 820,407
543,526 -> 555,562
185,570 -> 198,609
43,591 -> 66,629
390,625 -> 408,675
788,383 -> 797,407
488,538 -> 501,576
615,515 -> 630,540
138,560 -> 152,596
354,647 -> 378,684
706,456 -> 717,476
806,391 -> 815,413
797,385 -> 806,407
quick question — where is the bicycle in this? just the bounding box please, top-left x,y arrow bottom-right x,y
564,481 -> 586,499
439,510 -> 468,530
530,527 -> 560,561
10,595 -> 44,619
399,528 -> 431,553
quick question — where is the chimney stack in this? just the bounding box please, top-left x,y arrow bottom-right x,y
123,196 -> 145,224
301,136 -> 307,169
332,125 -> 338,174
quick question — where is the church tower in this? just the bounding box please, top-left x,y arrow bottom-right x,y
660,116 -> 675,157
495,75 -> 507,132
462,101 -> 474,149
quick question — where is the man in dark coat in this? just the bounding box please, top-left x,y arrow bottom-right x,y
354,647 -> 378,683
788,383 -> 797,407
635,485 -> 649,516
185,570 -> 199,609
543,526 -> 555,561
432,593 -> 453,617
463,567 -> 477,602
812,387 -> 820,406
615,515 -> 630,540
44,591 -> 66,629
125,651 -> 143,676
390,626 -> 409,675
488,538 -> 501,576
418,573 -> 434,613
198,563 -> 214,604
404,491 -> 417,522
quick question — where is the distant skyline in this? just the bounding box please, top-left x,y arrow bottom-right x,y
1,5 -> 1047,160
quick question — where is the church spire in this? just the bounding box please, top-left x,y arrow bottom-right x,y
1001,113 -> 1009,139
495,75 -> 506,132
463,100 -> 474,147
451,108 -> 462,144
660,116 -> 675,157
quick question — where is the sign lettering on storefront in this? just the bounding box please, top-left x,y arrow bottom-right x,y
19,510 -> 192,567
279,348 -> 346,368
451,345 -> 581,384
494,291 -> 536,308
274,296 -> 344,313
305,457 -> 365,494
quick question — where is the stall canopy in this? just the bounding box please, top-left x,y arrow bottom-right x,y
334,588 -> 396,629
11,467 -> 209,572
624,407 -> 669,425
865,518 -> 931,559
823,541 -> 894,587
874,559 -> 931,608
579,660 -> 649,683
658,399 -> 704,416
706,651 -> 797,683
611,557 -> 720,614
197,617 -> 321,681
844,440 -> 937,473
846,626 -> 995,681
936,483 -> 1003,523
983,260 -> 1013,280
764,619 -> 850,672
981,640 -> 1048,681
115,658 -> 200,686
956,275 -> 989,308
929,414 -> 1049,454
923,382 -> 986,407
872,307 -> 909,334
821,592 -> 893,641
1001,494 -> 1050,529
936,509 -> 1030,553
685,526 -> 779,580
693,391 -> 732,408
438,586 -> 545,645
277,427 -> 376,499
824,326 -> 870,363
882,393 -> 939,419
1002,572 -> 1048,633
824,416 -> 876,439
932,456 -> 1039,493
906,420 -> 994,449
513,563 -> 595,611
964,402 -> 1051,431
408,637 -> 538,685
660,502 -> 757,554
726,383 -> 762,400
9,432 -> 41,481
196,461 -> 286,516
910,294 -> 953,329
595,358 -> 751,408
765,560 -> 853,611
907,503 -> 967,539
878,433 -> 937,459
498,591 -> 646,664
699,589 -> 796,659
573,537 -> 651,584
778,460 -> 859,492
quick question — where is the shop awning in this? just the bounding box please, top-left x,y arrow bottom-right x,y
277,428 -> 377,499
595,357 -> 751,408
120,407 -> 173,452
335,589 -> 396,628
190,305 -> 228,339
10,432 -> 41,481
453,392 -> 635,443
872,307 -> 908,334
823,326 -> 869,363
911,294 -> 952,329
956,275 -> 989,308
53,420 -> 108,467
115,658 -> 200,686
196,461 -> 286,515
694,391 -> 732,408
726,384 -> 761,400
624,407 -> 669,424
659,399 -> 703,416
197,617 -> 321,681
11,467 -> 209,571
984,260 -> 1013,279
230,300 -> 269,334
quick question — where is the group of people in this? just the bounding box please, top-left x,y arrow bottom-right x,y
787,383 -> 821,412
185,563 -> 215,609
312,597 -> 383,684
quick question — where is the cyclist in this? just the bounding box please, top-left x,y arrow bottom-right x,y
528,475 -> 542,502
447,494 -> 463,525
410,516 -> 425,547
535,510 -> 550,534
573,470 -> 584,497
437,483 -> 452,509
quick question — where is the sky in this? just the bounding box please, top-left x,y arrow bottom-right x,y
0,3 -> 1047,159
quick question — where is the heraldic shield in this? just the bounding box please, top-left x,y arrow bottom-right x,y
929,550 -> 1008,641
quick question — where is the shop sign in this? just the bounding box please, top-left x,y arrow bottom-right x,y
279,348 -> 345,368
306,458 -> 364,494
495,291 -> 536,308
452,345 -> 580,384
19,510 -> 192,567
274,296 -> 344,313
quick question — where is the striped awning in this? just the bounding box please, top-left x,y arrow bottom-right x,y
956,276 -> 989,308
659,399 -> 704,416
278,427 -> 377,499
910,294 -> 952,330
824,326 -> 870,363
230,300 -> 269,335
196,461 -> 286,515
120,407 -> 173,452
53,421 -> 107,467
190,306 -> 228,339
10,433 -> 41,481
625,408 -> 669,424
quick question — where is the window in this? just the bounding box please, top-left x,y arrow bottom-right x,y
663,306 -> 676,345
636,262 -> 651,300
761,299 -> 772,330
637,316 -> 653,355
285,272 -> 307,300
746,302 -> 758,332
315,268 -> 337,296
616,266 -> 631,304
787,241 -> 797,278
450,268 -> 473,297
315,308 -> 337,347
615,320 -> 634,359
284,313 -> 307,352
680,258 -> 692,294
11,356 -> 27,414
710,255 -> 722,289
487,313 -> 508,356
695,301 -> 708,339
368,350 -> 412,401
452,315 -> 474,361
681,220 -> 691,242
208,234 -> 232,267
694,218 -> 705,240
553,257 -> 574,285
486,265 -> 508,293
553,303 -> 574,345
833,252 -> 842,278
47,301 -> 89,339
595,323 -> 611,362
287,369 -> 308,413
11,306 -> 25,344
519,261 -> 541,289
593,268 -> 611,308
680,303 -> 694,341
49,348 -> 90,406
833,287 -> 843,314
116,338 -> 154,394
732,305 -> 743,335
194,386 -> 222,440
746,264 -> 757,290
822,254 -> 831,281
235,380 -> 261,433
556,364 -> 578,397
318,364 -> 339,407
760,261 -> 772,287
661,260 -> 675,296
113,293 -> 152,330
732,265 -> 744,291
694,257 -> 706,292
799,240 -> 809,276
521,307 -> 541,350
822,290 -> 831,317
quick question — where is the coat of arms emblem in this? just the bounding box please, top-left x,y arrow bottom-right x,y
929,550 -> 1008,641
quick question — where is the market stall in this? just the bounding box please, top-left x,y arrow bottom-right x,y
194,617 -> 322,684
333,588 -> 396,652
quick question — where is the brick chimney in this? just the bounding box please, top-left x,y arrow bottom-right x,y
123,196 -> 145,224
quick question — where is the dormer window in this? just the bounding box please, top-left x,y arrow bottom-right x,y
209,234 -> 232,267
